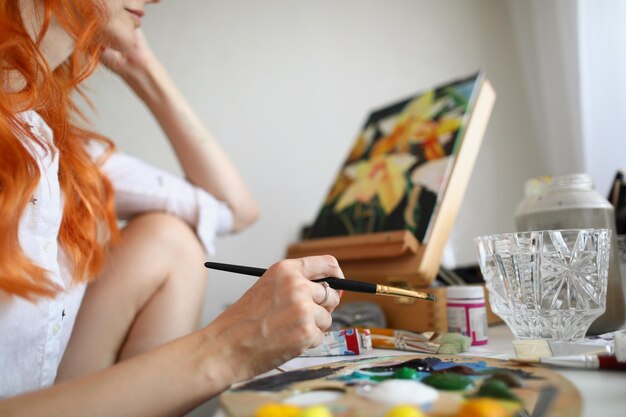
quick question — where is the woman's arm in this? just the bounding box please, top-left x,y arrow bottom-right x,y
91,149 -> 234,255
101,31 -> 259,232
1,256 -> 342,417
2,331 -> 231,417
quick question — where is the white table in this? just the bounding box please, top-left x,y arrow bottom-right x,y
212,324 -> 626,417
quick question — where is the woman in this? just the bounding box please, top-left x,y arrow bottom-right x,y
0,1 -> 342,415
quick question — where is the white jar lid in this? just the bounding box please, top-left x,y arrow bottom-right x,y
446,285 -> 485,300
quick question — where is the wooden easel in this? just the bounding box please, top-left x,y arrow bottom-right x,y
287,75 -> 496,333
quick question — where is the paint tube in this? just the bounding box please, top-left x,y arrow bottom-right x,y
301,328 -> 472,356
358,328 -> 441,353
301,328 -> 362,356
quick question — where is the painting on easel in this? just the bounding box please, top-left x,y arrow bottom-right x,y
308,72 -> 486,244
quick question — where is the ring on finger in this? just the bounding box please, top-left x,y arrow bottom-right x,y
318,281 -> 330,307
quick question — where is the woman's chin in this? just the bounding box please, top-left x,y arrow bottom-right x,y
104,19 -> 139,52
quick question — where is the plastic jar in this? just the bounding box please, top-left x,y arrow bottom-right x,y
446,286 -> 488,346
514,173 -> 626,334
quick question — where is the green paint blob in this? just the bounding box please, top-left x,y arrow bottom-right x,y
485,371 -> 525,388
351,371 -> 374,380
421,373 -> 473,390
474,378 -> 520,402
393,367 -> 420,380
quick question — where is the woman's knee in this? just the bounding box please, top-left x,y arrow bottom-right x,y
113,212 -> 208,314
121,212 -> 206,263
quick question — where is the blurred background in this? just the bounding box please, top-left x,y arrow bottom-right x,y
79,1 -> 624,412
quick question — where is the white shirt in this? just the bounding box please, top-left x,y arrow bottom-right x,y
0,110 -> 233,398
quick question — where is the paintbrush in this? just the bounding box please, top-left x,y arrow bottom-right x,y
204,261 -> 436,301
510,354 -> 626,371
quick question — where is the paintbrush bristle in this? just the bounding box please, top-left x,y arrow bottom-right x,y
426,294 -> 437,302
375,285 -> 436,301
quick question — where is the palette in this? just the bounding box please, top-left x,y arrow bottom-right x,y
220,354 -> 581,417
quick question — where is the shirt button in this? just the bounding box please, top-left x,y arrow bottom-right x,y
43,241 -> 52,254
53,323 -> 61,335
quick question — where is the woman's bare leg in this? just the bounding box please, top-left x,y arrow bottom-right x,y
57,212 -> 207,381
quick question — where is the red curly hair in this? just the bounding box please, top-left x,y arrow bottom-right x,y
0,0 -> 119,299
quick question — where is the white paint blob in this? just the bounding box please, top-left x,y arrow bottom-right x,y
282,389 -> 344,406
356,380 -> 439,406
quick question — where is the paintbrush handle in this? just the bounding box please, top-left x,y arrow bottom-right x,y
313,277 -> 377,294
205,262 -> 376,293
204,261 -> 434,301
204,263 -> 376,293
204,262 -> 266,277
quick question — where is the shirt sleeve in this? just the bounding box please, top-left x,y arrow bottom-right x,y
89,145 -> 233,256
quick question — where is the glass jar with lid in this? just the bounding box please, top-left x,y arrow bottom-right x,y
514,173 -> 626,334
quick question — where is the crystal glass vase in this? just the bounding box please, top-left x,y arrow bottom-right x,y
474,234 -> 514,329
475,229 -> 610,340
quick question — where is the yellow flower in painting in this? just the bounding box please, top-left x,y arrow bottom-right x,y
371,91 -> 463,160
370,116 -> 414,156
334,153 -> 416,214
324,171 -> 353,204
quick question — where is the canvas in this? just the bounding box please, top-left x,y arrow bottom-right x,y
308,72 -> 483,244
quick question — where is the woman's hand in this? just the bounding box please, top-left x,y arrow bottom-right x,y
205,256 -> 343,382
100,29 -> 156,84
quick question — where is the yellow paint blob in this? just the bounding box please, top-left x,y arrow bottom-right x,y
458,398 -> 510,417
254,403 -> 302,417
385,404 -> 426,417
299,405 -> 333,417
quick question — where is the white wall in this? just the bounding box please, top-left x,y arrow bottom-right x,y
579,0 -> 626,194
506,0 -> 584,177
82,0 -> 546,325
